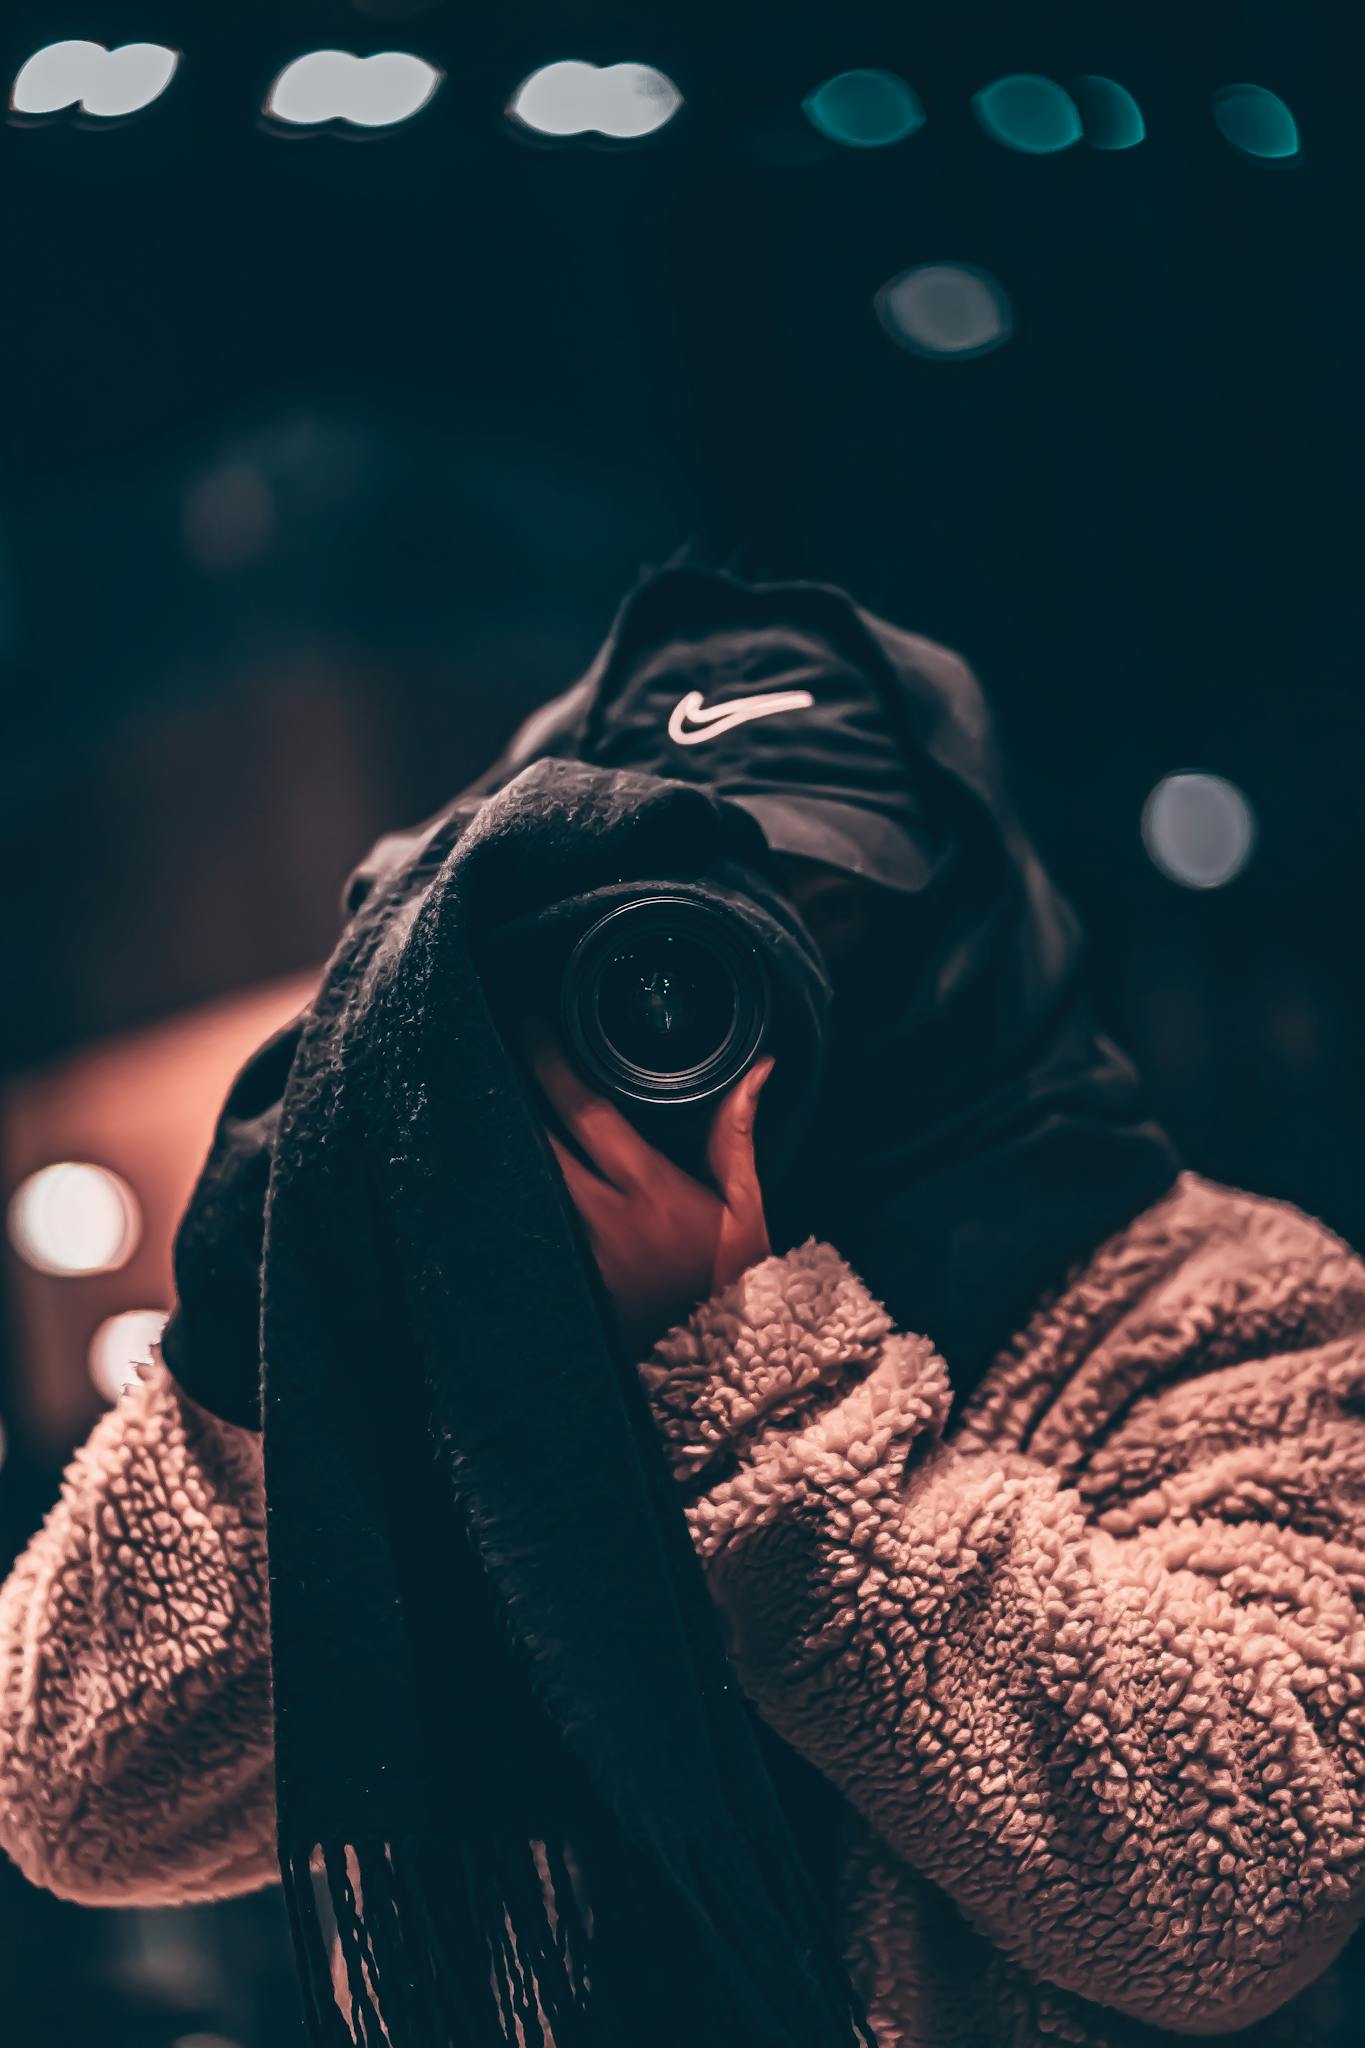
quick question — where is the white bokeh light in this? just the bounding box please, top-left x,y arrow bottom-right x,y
265,50 -> 441,128
7,1163 -> 141,1277
11,41 -> 178,118
1142,773 -> 1256,889
508,61 -> 682,140
875,263 -> 1014,361
89,1308 -> 168,1405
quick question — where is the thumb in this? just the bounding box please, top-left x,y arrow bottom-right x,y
706,1054 -> 774,1209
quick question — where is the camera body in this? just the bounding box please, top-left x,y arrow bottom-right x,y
480,874 -> 829,1186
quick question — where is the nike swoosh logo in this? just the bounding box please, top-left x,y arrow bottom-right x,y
667,687 -> 816,747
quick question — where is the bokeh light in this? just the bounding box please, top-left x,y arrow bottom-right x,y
508,60 -> 681,140
1072,75 -> 1145,150
972,75 -> 1081,154
802,70 -> 924,149
875,263 -> 1013,362
183,464 -> 276,571
264,50 -> 441,128
11,40 -> 178,118
89,1308 -> 168,1404
7,1162 -> 141,1276
1142,773 -> 1256,889
1211,84 -> 1299,161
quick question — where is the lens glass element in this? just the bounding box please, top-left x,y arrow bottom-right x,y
563,894 -> 770,1107
594,935 -> 737,1075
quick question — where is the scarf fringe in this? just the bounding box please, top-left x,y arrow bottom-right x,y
283,1811 -> 876,2048
283,1828 -> 598,2048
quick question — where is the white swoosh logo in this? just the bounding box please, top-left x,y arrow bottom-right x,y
667,687 -> 816,747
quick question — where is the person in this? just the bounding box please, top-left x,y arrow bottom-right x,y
4,563 -> 1365,2048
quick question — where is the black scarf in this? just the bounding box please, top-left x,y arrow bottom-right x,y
166,758 -> 874,2048
160,569 -> 1179,2047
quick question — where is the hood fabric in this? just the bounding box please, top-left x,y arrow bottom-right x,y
159,565 -> 1179,2048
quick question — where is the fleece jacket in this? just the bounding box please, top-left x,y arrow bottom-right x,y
4,1171 -> 1365,2046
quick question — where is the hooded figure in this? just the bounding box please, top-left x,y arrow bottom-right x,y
335,563 -> 1181,1385
4,567 -> 1365,2048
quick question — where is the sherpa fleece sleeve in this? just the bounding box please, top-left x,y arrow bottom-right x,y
0,1358 -> 276,1905
639,1221 -> 1365,2036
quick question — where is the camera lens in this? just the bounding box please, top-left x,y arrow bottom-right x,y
595,936 -> 737,1074
562,895 -> 770,1107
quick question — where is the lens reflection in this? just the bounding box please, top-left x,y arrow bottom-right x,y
596,936 -> 737,1073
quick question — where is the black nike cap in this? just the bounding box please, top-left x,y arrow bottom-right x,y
571,567 -> 944,895
343,568 -> 962,916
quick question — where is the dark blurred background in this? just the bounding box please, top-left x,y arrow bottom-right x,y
1,1 -> 1361,2041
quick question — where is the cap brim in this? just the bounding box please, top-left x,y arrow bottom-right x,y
726,792 -> 938,895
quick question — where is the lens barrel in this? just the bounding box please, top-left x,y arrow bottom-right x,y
561,895 -> 770,1109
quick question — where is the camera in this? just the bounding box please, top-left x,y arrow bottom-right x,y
560,895 -> 771,1111
480,874 -> 826,1186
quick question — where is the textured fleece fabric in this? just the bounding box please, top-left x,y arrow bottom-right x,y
4,1170 -> 1365,2046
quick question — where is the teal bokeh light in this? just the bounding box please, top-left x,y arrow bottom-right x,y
1072,75 -> 1145,150
972,74 -> 1081,155
802,69 -> 925,149
1212,83 -> 1299,160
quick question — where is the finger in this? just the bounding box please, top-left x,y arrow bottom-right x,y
521,1019 -> 660,1191
706,1055 -> 774,1208
546,1128 -> 612,1221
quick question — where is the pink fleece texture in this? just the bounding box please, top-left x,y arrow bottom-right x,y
4,1170 -> 1365,2046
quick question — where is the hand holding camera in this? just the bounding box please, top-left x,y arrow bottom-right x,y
521,1016 -> 774,1355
